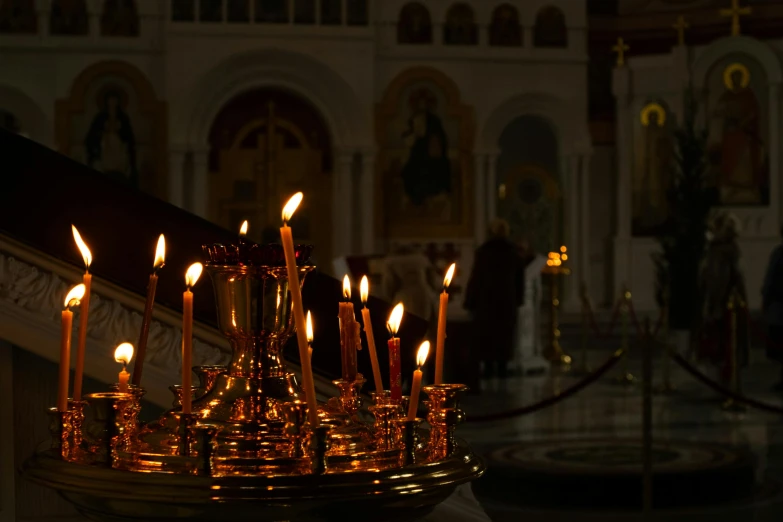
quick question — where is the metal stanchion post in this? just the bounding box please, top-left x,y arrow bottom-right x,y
642,318 -> 653,513
722,290 -> 746,412
572,282 -> 591,376
614,288 -> 634,385
545,268 -> 572,369
655,298 -> 675,394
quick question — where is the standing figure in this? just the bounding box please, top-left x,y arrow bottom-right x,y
400,89 -> 452,207
698,212 -> 748,383
762,224 -> 783,390
84,90 -> 138,187
463,219 -> 525,390
709,63 -> 766,204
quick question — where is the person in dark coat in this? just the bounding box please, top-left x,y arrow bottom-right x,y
763,223 -> 783,390
463,219 -> 525,388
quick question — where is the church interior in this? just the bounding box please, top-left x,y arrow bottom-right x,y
3,0 -> 783,520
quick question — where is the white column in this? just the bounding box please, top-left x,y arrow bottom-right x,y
191,149 -> 209,219
563,154 -> 580,313
88,0 -> 100,40
168,148 -> 186,209
359,149 -> 376,254
486,151 -> 499,223
579,153 -> 592,302
769,83 -> 781,233
473,152 -> 487,243
0,342 -> 15,522
612,66 -> 633,295
333,151 -> 354,259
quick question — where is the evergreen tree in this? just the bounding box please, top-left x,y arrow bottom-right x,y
653,92 -> 718,329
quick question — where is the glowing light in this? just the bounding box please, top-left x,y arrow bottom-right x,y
443,263 -> 456,289
63,283 -> 86,309
387,303 -> 404,336
560,245 -> 567,253
114,342 -> 134,365
547,259 -> 553,266
343,275 -> 351,299
416,341 -> 430,368
562,254 -> 568,261
306,310 -> 314,344
239,220 -> 248,237
281,192 -> 303,223
360,275 -> 369,303
185,263 -> 203,288
154,234 -> 166,270
71,225 -> 92,268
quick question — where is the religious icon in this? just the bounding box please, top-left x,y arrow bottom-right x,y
100,0 -> 139,36
84,86 -> 138,187
489,4 -> 521,47
633,102 -> 673,235
50,0 -> 88,35
707,62 -> 768,205
376,69 -> 474,238
0,0 -> 37,34
397,2 -> 432,44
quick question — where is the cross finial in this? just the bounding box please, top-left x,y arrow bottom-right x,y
719,0 -> 752,37
612,37 -> 630,67
673,15 -> 689,46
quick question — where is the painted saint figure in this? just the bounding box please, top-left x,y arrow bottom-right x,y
84,90 -> 138,187
633,102 -> 672,234
709,63 -> 766,204
400,88 -> 451,206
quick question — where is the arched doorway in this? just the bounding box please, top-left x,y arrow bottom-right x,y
207,88 -> 333,263
496,115 -> 562,254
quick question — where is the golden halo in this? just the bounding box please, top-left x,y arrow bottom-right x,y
640,102 -> 666,127
723,62 -> 750,90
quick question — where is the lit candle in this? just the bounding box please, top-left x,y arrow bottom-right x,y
133,234 -> 165,387
114,342 -> 134,393
387,303 -> 404,401
360,276 -> 384,394
280,193 -> 319,427
239,220 -> 248,239
434,263 -> 456,385
306,310 -> 314,366
182,263 -> 203,414
407,341 -> 430,421
340,275 -> 359,382
59,284 -> 85,412
71,225 -> 93,401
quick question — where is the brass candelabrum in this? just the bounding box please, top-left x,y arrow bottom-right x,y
25,244 -> 484,522
542,262 -> 572,367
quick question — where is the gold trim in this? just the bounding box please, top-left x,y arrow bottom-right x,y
723,62 -> 750,90
640,102 -> 666,127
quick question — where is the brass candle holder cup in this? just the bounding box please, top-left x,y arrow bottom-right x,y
423,384 -> 468,459
47,407 -> 73,459
25,245 -> 484,521
83,391 -> 134,466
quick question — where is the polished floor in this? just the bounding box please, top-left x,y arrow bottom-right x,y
458,340 -> 783,522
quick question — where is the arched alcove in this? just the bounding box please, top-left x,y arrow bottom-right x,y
496,115 -> 561,253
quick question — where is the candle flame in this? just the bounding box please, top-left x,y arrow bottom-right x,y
560,245 -> 567,253
239,220 -> 248,237
416,341 -> 430,368
360,275 -> 369,303
443,263 -> 456,289
63,283 -> 86,309
71,225 -> 92,268
114,342 -> 134,365
343,275 -> 351,299
185,263 -> 203,288
281,192 -> 303,223
387,302 -> 404,336
306,310 -> 314,344
154,234 -> 166,270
